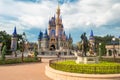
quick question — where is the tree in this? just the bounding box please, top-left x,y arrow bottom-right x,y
94,35 -> 114,55
100,43 -> 106,56
1,45 -> 7,61
0,31 -> 12,55
33,47 -> 38,60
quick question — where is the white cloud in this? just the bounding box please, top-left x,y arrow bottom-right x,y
0,0 -> 120,42
0,0 -> 120,29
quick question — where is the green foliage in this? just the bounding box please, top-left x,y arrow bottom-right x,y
94,35 -> 114,55
0,57 -> 41,65
0,31 -> 11,55
1,45 -> 7,61
0,31 -> 25,55
17,34 -> 23,50
100,43 -> 106,56
33,47 -> 38,60
96,42 -> 106,56
100,58 -> 120,63
50,60 -> 120,74
94,35 -> 114,44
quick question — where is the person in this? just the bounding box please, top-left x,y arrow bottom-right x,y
81,32 -> 88,56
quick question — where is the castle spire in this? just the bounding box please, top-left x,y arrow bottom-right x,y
89,30 -> 94,40
12,26 -> 17,37
57,0 -> 60,10
69,33 -> 71,39
11,26 -> 17,52
45,28 -> 48,35
38,30 -> 43,40
56,0 -> 60,25
90,30 -> 94,37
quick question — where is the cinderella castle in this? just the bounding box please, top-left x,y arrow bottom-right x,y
38,5 -> 73,55
10,3 -> 97,56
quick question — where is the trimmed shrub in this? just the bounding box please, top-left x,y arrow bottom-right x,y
50,60 -> 120,74
0,57 -> 41,65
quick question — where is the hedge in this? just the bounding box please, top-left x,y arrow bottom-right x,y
50,60 -> 120,74
0,57 -> 41,65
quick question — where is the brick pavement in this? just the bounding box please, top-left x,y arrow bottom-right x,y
0,59 -> 52,80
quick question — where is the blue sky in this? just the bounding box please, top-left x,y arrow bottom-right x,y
0,0 -> 120,44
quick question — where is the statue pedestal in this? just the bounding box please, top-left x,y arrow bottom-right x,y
76,56 -> 99,64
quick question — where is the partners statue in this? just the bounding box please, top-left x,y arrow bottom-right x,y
81,32 -> 88,56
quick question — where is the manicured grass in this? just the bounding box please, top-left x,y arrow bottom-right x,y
50,60 -> 120,74
0,57 -> 41,65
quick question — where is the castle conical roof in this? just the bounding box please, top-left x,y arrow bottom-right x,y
12,26 -> 17,37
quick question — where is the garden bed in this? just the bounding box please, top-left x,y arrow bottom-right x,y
50,60 -> 120,74
0,57 -> 41,65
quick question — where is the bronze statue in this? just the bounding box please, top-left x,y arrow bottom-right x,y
81,32 -> 88,56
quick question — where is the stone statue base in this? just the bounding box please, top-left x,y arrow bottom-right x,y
76,56 -> 99,64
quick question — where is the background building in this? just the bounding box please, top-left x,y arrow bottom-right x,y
106,42 -> 120,57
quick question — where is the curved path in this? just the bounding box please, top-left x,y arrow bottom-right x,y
0,59 -> 52,80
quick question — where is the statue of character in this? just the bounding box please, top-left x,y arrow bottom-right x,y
81,32 -> 88,56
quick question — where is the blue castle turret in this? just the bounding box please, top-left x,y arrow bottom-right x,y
41,29 -> 49,50
11,26 -> 17,53
68,33 -> 73,49
43,29 -> 49,39
63,31 -> 65,36
38,30 -> 43,40
68,33 -> 72,40
89,30 -> 95,55
89,30 -> 94,40
38,30 -> 43,52
12,26 -> 17,37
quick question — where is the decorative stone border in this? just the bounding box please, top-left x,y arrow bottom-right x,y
76,56 -> 99,64
45,65 -> 120,80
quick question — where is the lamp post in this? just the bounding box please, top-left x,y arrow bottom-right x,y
112,37 -> 116,61
99,43 -> 101,58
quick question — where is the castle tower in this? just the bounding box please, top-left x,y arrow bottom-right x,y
37,2 -> 73,55
48,19 -> 51,36
89,30 -> 95,44
56,3 -> 61,36
48,15 -> 56,36
68,33 -> 73,49
89,30 -> 95,54
42,29 -> 49,51
11,27 -> 17,57
38,30 -> 43,52
58,31 -> 62,50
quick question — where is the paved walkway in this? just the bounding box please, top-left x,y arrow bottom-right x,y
0,59 -> 52,80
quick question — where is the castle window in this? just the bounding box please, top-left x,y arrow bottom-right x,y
51,39 -> 55,42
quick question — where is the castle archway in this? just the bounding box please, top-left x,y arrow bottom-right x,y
50,45 -> 55,51
108,50 -> 112,56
